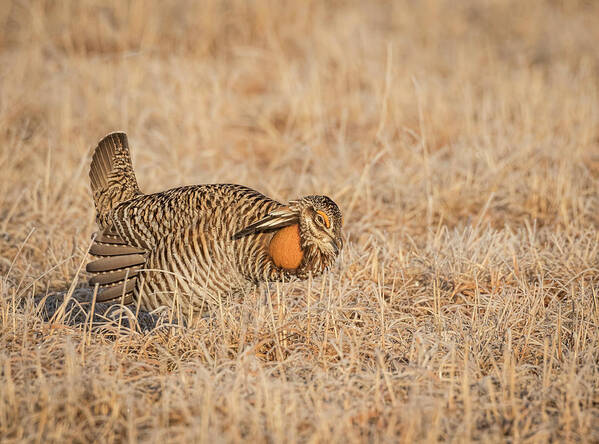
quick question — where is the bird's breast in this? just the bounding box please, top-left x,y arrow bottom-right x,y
268,224 -> 303,270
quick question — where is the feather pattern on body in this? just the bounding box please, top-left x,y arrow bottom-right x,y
86,132 -> 343,314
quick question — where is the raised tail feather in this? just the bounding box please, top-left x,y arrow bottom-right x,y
90,132 -> 141,229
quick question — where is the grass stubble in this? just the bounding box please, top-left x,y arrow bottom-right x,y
1,0 -> 599,442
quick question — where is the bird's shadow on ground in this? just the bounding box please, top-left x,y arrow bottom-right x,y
29,287 -> 176,333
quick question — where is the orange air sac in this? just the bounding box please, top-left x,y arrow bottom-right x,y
269,224 -> 303,270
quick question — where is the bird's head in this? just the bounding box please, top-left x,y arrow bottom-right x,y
233,195 -> 344,275
292,195 -> 343,258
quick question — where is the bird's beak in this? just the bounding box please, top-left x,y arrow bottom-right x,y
331,237 -> 343,255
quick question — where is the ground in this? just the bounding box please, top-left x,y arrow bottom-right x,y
1,0 -> 599,442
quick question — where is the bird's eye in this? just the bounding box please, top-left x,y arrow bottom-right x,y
314,210 -> 330,228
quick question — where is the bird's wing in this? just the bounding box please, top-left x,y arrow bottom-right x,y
233,204 -> 299,239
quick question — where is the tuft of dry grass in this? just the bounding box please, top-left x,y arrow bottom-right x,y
1,0 -> 599,441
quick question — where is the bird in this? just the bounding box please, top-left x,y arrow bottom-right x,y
85,132 -> 343,315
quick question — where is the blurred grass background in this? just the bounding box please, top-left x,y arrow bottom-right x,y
1,0 -> 598,442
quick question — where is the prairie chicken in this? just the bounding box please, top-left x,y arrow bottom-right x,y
86,132 -> 343,314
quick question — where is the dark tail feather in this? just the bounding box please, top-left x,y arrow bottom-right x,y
86,230 -> 146,304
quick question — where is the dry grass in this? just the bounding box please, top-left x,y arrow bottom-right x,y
1,0 -> 599,442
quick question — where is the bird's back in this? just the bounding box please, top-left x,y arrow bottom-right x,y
111,183 -> 280,249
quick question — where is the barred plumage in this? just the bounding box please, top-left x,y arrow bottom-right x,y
86,132 -> 343,314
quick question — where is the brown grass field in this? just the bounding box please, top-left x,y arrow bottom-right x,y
1,0 -> 599,442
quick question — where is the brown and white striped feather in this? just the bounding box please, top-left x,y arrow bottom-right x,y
88,184 -> 287,308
